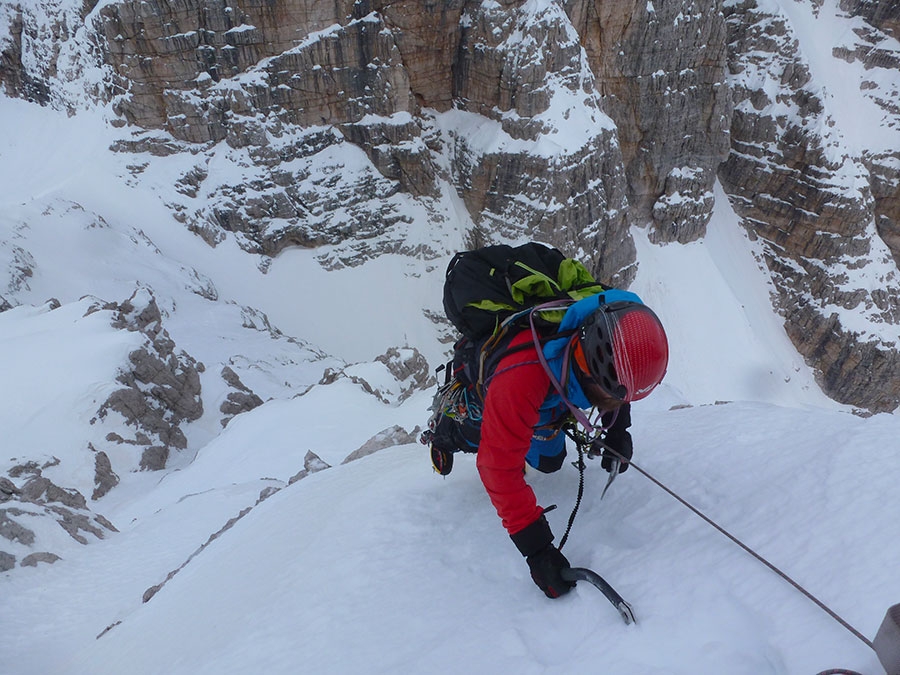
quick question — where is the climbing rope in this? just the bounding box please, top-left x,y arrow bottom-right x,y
595,441 -> 876,653
555,428 -> 876,658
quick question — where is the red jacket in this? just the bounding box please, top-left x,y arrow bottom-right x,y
475,331 -> 552,537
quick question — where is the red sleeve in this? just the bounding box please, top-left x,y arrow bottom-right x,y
476,338 -> 550,536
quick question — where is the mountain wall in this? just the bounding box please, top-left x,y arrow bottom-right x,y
2,0 -> 899,412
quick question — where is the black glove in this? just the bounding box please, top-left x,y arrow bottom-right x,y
596,404 -> 633,473
526,544 -> 575,599
510,514 -> 574,599
598,432 -> 633,473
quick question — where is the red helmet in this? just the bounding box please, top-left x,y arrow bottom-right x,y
575,301 -> 669,402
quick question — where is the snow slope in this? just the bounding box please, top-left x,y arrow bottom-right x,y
4,393 -> 897,675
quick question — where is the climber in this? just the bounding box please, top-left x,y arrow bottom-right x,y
432,292 -> 669,599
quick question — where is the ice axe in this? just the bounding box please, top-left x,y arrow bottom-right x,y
560,566 -> 636,625
872,604 -> 900,675
815,605 -> 900,675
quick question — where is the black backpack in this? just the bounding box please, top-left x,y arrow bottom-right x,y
442,242 -> 602,341
423,243 -> 605,458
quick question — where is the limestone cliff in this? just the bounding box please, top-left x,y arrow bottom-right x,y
719,0 -> 900,412
2,0 -> 899,411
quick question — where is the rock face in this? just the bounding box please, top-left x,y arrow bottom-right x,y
97,289 -> 204,469
566,0 -> 732,244
449,1 -> 632,284
719,0 -> 900,412
833,0 -> 900,271
85,0 -> 635,279
321,345 -> 434,405
0,287 -> 208,568
867,151 -> 900,268
841,0 -> 900,41
92,450 -> 119,501
1,459 -> 118,570
219,366 -> 264,427
2,0 -> 900,411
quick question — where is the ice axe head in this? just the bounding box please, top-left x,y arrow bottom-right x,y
874,603 -> 900,675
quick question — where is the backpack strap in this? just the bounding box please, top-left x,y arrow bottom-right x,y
471,304 -> 578,403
